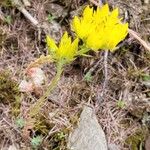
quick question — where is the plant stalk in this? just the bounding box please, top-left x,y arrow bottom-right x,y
29,63 -> 63,118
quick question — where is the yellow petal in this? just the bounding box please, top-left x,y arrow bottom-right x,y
64,38 -> 78,61
65,38 -> 79,61
106,23 -> 128,50
71,38 -> 79,54
46,35 -> 58,53
111,8 -> 119,19
72,16 -> 80,33
100,4 -> 109,17
107,8 -> 119,26
83,5 -> 93,22
72,9 -> 93,40
59,32 -> 71,48
55,31 -> 78,63
86,31 -> 104,50
59,32 -> 71,57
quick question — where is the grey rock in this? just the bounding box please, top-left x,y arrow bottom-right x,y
68,106 -> 108,150
108,143 -> 120,150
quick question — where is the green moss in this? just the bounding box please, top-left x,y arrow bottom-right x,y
33,115 -> 68,149
0,0 -> 12,7
34,115 -> 53,135
0,71 -> 20,104
129,107 -> 146,119
49,129 -> 68,150
0,71 -> 21,116
125,127 -> 149,150
0,28 -> 7,50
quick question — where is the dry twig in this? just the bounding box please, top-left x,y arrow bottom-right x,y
102,50 -> 109,94
0,9 -> 5,22
26,55 -> 53,71
11,0 -> 39,26
128,29 -> 150,52
85,58 -> 103,77
22,0 -> 31,7
96,50 -> 109,105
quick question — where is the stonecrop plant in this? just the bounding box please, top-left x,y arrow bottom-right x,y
46,32 -> 79,64
29,32 -> 80,117
27,4 -> 128,118
72,4 -> 128,51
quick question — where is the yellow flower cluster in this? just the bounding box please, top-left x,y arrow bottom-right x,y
46,4 -> 128,65
72,4 -> 128,51
46,32 -> 79,64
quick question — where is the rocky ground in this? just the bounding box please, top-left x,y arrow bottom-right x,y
0,0 -> 150,149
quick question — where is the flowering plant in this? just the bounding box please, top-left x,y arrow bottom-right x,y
46,32 -> 79,64
27,4 -> 128,118
72,4 -> 128,51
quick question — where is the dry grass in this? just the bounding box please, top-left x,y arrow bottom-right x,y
0,0 -> 150,149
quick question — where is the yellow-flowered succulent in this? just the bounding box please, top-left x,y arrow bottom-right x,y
46,32 -> 79,64
72,6 -> 94,40
72,4 -> 128,51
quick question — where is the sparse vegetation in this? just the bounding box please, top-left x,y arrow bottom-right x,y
0,0 -> 150,149
0,71 -> 20,104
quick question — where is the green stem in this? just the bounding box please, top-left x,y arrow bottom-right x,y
77,45 -> 90,56
29,62 -> 63,118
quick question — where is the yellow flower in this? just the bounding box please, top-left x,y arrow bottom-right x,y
72,4 -> 128,51
72,6 -> 94,40
46,32 -> 79,63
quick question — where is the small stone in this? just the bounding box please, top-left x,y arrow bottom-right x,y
108,143 -> 120,150
68,106 -> 108,150
19,80 -> 33,92
8,145 -> 18,150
